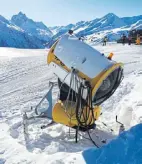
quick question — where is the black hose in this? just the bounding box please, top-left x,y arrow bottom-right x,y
76,81 -> 95,129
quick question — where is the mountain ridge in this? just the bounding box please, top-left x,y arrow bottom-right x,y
0,12 -> 142,48
11,12 -> 53,42
0,15 -> 46,48
49,13 -> 142,43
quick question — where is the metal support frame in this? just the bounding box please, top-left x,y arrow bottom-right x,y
23,81 -> 57,134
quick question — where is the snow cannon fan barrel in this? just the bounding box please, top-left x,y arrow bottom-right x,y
47,34 -> 123,130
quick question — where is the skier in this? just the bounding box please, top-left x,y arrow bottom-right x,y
122,34 -> 126,45
128,36 -> 132,45
103,36 -> 107,46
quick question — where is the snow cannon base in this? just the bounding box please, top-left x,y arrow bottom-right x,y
52,100 -> 101,131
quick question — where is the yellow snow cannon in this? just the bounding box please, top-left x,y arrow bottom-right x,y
46,33 -> 123,132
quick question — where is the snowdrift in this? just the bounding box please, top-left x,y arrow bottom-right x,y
83,123 -> 142,164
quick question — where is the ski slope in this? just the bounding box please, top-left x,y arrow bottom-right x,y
0,44 -> 142,164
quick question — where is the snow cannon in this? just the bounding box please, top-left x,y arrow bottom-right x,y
46,34 -> 123,132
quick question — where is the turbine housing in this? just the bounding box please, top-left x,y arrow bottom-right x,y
47,34 -> 123,105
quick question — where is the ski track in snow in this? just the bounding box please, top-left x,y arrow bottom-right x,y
0,44 -> 142,164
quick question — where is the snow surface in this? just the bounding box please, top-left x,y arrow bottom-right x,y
0,44 -> 142,163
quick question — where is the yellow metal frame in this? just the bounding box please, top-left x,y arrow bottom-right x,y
52,100 -> 101,127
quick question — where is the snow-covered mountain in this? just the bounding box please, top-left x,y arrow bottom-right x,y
131,20 -> 142,30
0,15 -> 46,48
76,13 -> 127,36
0,12 -> 142,48
50,13 -> 142,43
49,24 -> 75,35
11,12 -> 53,42
122,15 -> 142,25
0,12 -> 54,48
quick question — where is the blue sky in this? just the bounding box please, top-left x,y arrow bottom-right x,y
0,0 -> 142,26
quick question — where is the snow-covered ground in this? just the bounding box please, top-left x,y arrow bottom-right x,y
0,44 -> 142,164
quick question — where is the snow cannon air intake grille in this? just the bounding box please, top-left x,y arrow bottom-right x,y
93,67 -> 123,105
